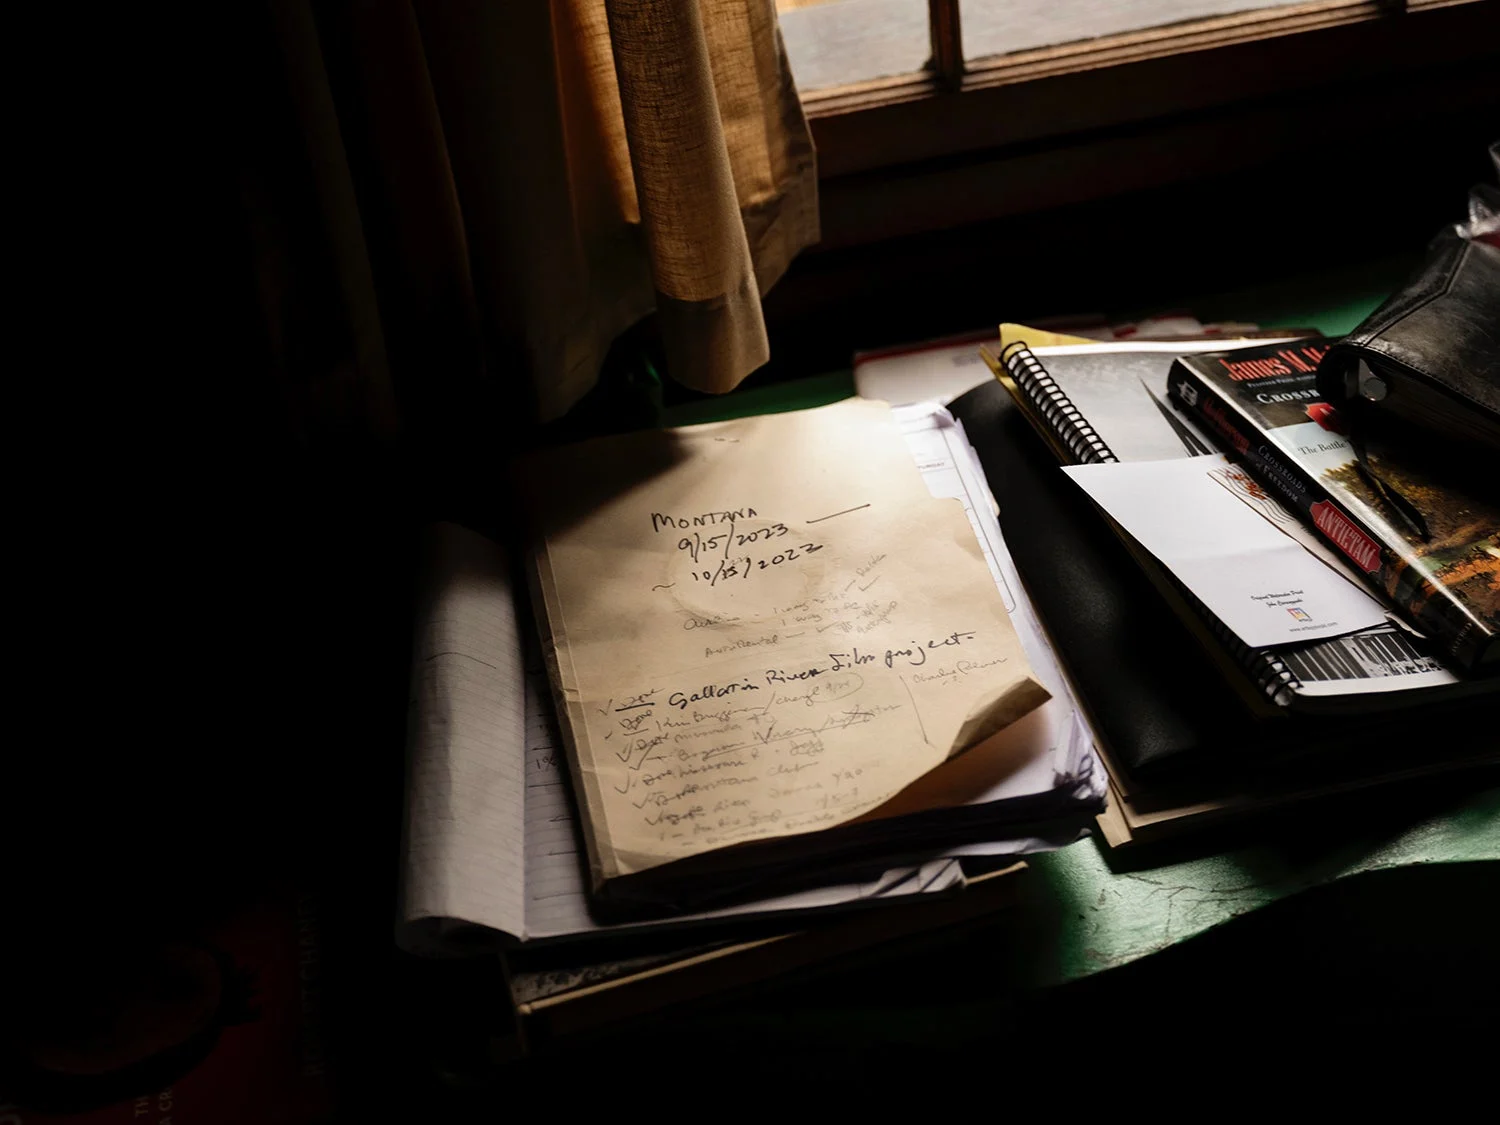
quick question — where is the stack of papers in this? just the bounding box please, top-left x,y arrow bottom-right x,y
397,401 -> 1105,954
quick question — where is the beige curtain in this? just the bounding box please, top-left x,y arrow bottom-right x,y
253,0 -> 818,444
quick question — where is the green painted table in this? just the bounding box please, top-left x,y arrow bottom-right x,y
1022,785 -> 1498,986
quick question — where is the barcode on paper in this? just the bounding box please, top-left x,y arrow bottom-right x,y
1282,628 -> 1447,683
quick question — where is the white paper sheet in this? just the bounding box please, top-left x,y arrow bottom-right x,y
853,335 -> 998,405
1064,455 -> 1391,648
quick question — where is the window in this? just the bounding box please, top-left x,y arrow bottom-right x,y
778,0 -> 933,90
774,0 -> 1500,247
957,0 -> 1319,63
779,0 -> 1340,90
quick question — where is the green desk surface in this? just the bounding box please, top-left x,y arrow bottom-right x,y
651,269 -> 1498,986
1023,786 -> 1498,985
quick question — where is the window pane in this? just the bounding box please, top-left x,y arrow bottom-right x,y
777,0 -> 932,92
961,0 -> 1315,61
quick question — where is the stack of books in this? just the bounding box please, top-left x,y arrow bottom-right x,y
854,322 -> 1495,843
950,333 -> 1497,844
396,397 -> 1107,1042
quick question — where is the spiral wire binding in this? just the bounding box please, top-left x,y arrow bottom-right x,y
1001,341 -> 1117,464
1176,579 -> 1303,706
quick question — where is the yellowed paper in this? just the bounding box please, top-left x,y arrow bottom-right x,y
526,399 -> 1047,887
998,323 -> 1096,350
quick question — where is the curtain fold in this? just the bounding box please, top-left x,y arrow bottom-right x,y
253,0 -> 818,443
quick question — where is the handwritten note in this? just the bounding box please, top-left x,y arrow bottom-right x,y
518,662 -> 970,940
525,399 -> 1048,888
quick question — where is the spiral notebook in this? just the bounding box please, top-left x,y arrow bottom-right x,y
979,339 -> 1487,717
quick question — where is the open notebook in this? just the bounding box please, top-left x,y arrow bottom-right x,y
397,403 -> 1104,954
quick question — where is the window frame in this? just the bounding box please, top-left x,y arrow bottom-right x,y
792,0 -> 1500,245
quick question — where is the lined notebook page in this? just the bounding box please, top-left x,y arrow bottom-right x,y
521,665 -> 592,936
398,523 -> 527,952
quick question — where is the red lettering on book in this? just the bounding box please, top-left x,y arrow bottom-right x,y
1218,356 -> 1292,381
1279,348 -> 1316,373
1311,501 -> 1381,573
1200,399 -> 1250,454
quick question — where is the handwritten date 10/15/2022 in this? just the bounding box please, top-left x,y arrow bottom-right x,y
676,524 -> 825,587
687,544 -> 824,586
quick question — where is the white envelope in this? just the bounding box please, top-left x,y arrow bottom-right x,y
1063,455 -> 1390,649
